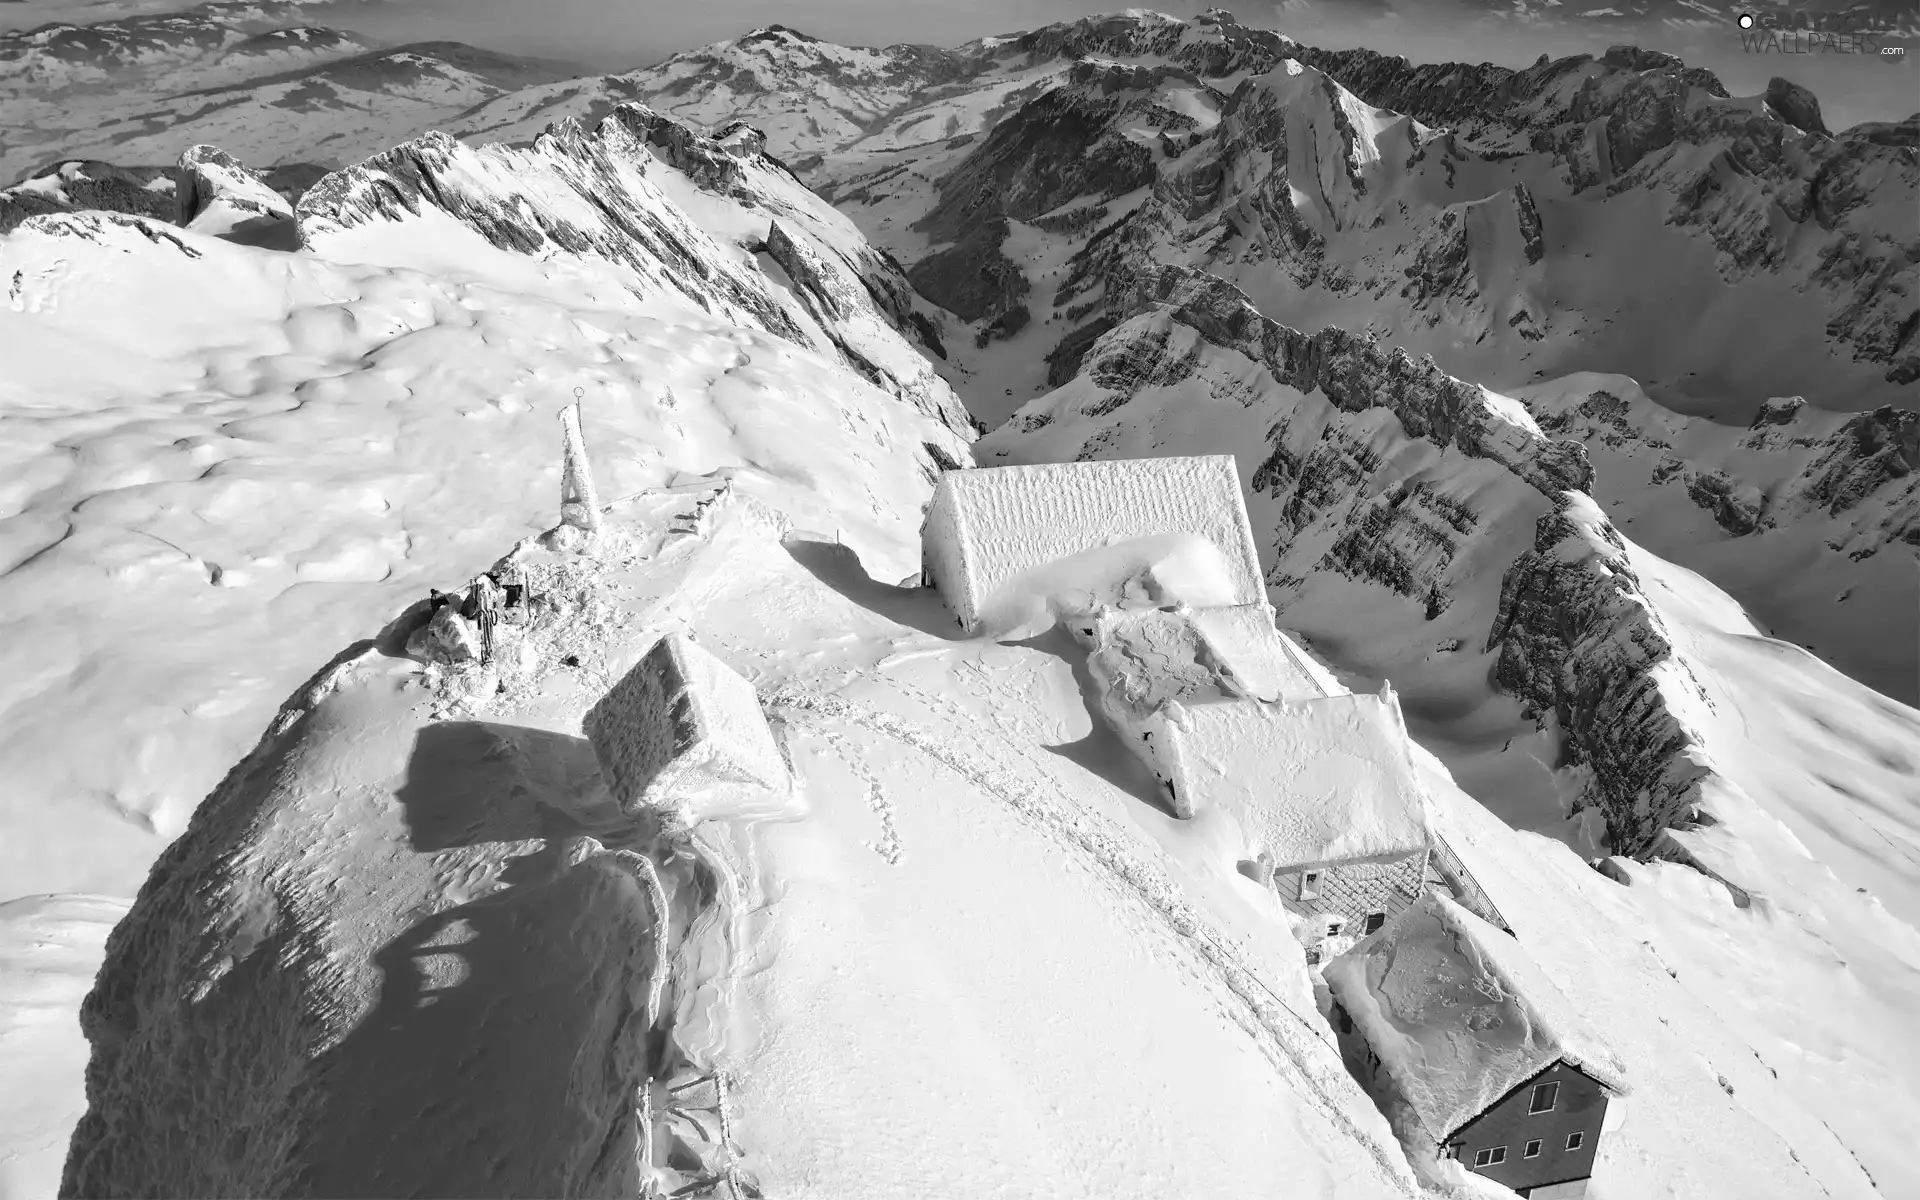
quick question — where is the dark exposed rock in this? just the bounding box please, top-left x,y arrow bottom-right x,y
1119,265 -> 1593,498
1599,45 -> 1688,74
1045,317 -> 1119,388
1278,39 -> 1911,384
0,160 -> 174,234
1488,493 -> 1715,856
1683,470 -> 1764,535
1749,395 -> 1807,428
1801,406 -> 1920,518
1763,76 -> 1828,136
1513,181 -> 1544,265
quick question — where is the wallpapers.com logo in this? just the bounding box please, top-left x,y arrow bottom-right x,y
1735,11 -> 1909,57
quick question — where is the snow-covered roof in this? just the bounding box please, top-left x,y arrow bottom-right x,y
923,456 -> 1266,629
1083,604 -> 1335,719
584,633 -> 794,827
1161,689 -> 1430,870
1324,892 -> 1632,1144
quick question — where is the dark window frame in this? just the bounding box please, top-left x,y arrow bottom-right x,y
1472,1146 -> 1508,1168
1524,1139 -> 1542,1158
1364,911 -> 1386,934
1530,1081 -> 1560,1113
1566,1131 -> 1585,1151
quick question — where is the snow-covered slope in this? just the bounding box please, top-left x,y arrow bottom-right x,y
979,263 -> 1920,1188
54,394 -> 1900,1197
0,101 -> 982,1191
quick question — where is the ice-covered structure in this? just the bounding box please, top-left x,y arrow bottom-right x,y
1164,688 -> 1433,954
1326,893 -> 1630,1197
584,633 -> 795,830
920,456 -> 1265,633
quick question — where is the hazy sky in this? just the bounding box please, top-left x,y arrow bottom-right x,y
313,0 -> 1233,69
308,0 -> 1914,128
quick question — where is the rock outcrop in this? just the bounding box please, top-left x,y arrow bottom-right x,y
0,161 -> 175,235
1486,494 -> 1718,854
173,144 -> 296,247
1117,266 -> 1593,499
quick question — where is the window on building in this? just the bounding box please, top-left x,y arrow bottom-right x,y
1472,1146 -> 1507,1168
1524,1140 -> 1542,1159
1364,911 -> 1386,934
1300,870 -> 1322,900
1566,1131 -> 1585,1151
1530,1081 -> 1560,1113
1442,1144 -> 1462,1161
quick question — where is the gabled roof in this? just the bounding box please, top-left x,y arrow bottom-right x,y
925,456 -> 1266,623
1160,690 -> 1431,870
584,633 -> 792,826
1324,892 -> 1631,1144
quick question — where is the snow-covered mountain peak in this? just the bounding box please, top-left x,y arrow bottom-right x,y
296,104 -> 967,432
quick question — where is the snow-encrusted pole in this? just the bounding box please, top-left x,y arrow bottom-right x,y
559,388 -> 603,537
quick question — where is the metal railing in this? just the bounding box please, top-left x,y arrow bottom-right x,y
1429,834 -> 1515,935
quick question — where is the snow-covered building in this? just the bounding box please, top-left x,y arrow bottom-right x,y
1325,893 -> 1631,1198
920,456 -> 1266,633
1157,688 -> 1434,959
584,633 -> 795,830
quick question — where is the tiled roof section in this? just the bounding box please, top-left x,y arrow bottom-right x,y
930,456 -> 1265,614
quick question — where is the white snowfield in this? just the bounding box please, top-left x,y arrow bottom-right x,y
1326,891 -> 1630,1147
0,19 -> 1915,1197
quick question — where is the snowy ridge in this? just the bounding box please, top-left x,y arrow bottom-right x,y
293,104 -> 970,433
0,159 -> 176,234
1516,374 -> 1918,702
173,142 -> 295,245
56,478 -> 1423,1197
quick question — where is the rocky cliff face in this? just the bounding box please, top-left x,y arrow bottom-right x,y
814,10 -> 1914,407
1283,40 -> 1920,386
1530,381 -> 1919,556
984,264 -> 1756,870
1486,493 -> 1719,855
173,144 -> 297,247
